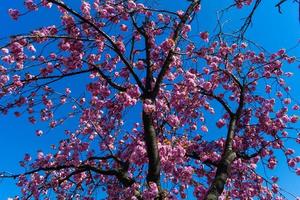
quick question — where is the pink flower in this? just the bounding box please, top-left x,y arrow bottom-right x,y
283,98 -> 291,105
203,81 -> 212,91
120,24 -> 128,31
293,104 -> 300,110
36,130 -> 43,136
14,112 -> 21,117
180,166 -> 194,182
161,38 -> 175,51
41,0 -> 52,8
143,100 -> 156,113
167,115 -> 180,127
24,0 -> 38,11
60,97 -> 67,104
157,13 -> 164,22
296,168 -> 300,176
288,159 -> 296,167
277,48 -> 286,56
128,1 -> 136,9
182,24 -> 191,37
216,118 -> 226,128
200,32 -> 209,42
37,151 -> 44,159
282,131 -> 288,137
176,10 -> 185,17
201,125 -> 208,132
268,157 -> 277,169
24,153 -> 31,162
290,115 -> 298,123
271,176 -> 278,183
265,85 -> 271,93
143,182 -> 159,199
8,9 -> 20,20
135,60 -> 144,70
49,121 -> 57,128
115,40 -> 125,53
272,184 -> 279,193
241,42 -> 248,48
0,75 -> 10,84
191,124 -> 197,130
65,88 -> 71,95
1,48 -> 9,54
27,44 -> 36,52
81,1 -> 91,17
285,148 -> 294,155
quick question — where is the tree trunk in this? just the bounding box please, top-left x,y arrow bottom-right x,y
204,151 -> 236,200
204,118 -> 237,200
142,110 -> 161,186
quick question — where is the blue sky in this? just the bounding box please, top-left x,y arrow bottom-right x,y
0,0 -> 299,199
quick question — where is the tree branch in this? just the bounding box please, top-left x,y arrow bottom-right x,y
187,152 -> 218,167
48,0 -> 145,92
151,0 -> 201,99
275,0 -> 288,13
198,89 -> 233,117
82,60 -> 127,92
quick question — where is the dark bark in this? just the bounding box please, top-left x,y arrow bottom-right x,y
152,0 -> 201,98
142,110 -> 161,185
204,151 -> 236,200
204,118 -> 237,200
48,0 -> 146,92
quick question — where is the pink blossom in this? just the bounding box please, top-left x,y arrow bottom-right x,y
201,125 -> 208,132
203,81 -> 212,91
128,1 -> 136,9
135,60 -> 144,70
161,38 -> 175,51
65,88 -> 71,95
200,31 -> 209,42
24,0 -> 38,11
272,184 -> 279,193
120,24 -> 128,31
27,44 -> 36,52
288,159 -> 296,167
8,9 -> 20,20
37,151 -> 44,159
283,98 -> 291,105
277,48 -> 286,56
1,48 -> 9,54
191,124 -> 197,130
290,115 -> 298,123
271,176 -> 278,183
143,182 -> 158,199
285,148 -> 294,155
265,85 -> 271,93
35,130 -> 43,136
81,1 -> 91,17
167,114 -> 180,127
157,13 -> 164,22
143,100 -> 156,113
14,112 -> 21,117
115,40 -> 125,53
296,168 -> 300,176
0,75 -> 10,84
268,157 -> 277,169
176,10 -> 185,17
293,104 -> 300,110
216,118 -> 226,128
24,153 -> 31,162
241,42 -> 248,48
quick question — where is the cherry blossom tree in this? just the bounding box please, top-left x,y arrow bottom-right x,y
0,0 -> 300,199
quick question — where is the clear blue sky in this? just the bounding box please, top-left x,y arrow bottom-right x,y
0,0 -> 299,199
